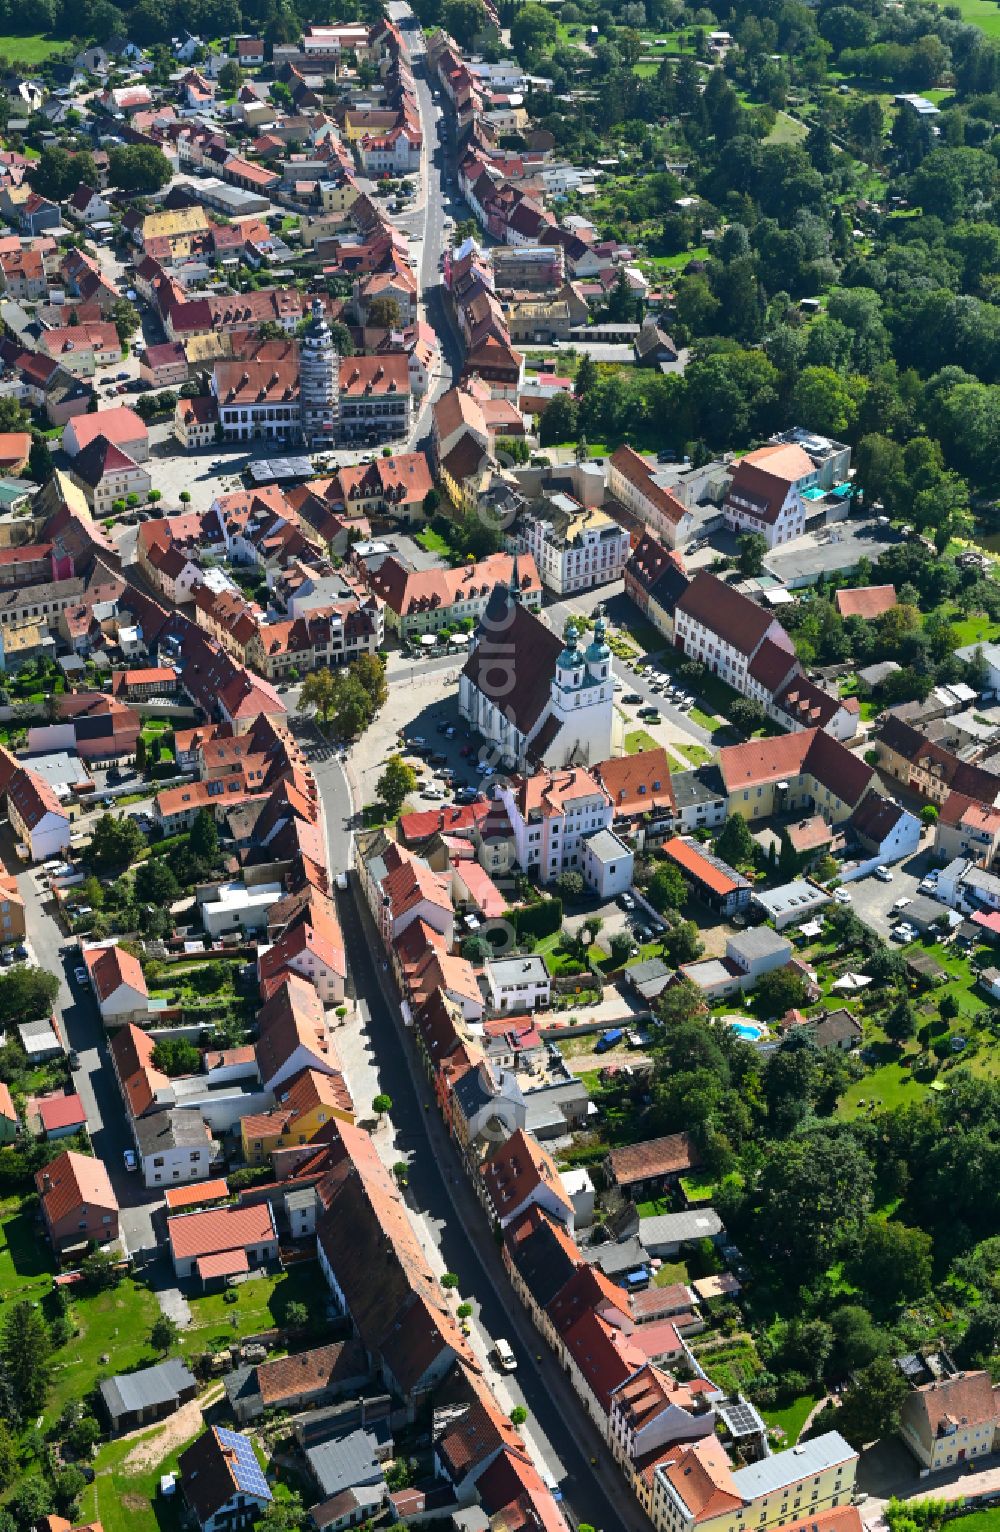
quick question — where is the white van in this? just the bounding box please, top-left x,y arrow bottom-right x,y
494,1338 -> 516,1372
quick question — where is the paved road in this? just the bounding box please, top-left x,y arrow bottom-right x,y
9,832 -> 160,1255
299,724 -> 653,1532
388,0 -> 466,439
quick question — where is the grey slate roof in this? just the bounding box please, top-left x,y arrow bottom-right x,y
305,1426 -> 387,1499
99,1357 -> 196,1422
134,1107 -> 209,1154
638,1209 -> 723,1248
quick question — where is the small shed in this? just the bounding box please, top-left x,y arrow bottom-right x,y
99,1358 -> 198,1433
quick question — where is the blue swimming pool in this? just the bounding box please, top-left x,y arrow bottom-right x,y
728,1020 -> 766,1042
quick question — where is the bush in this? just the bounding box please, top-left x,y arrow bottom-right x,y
507,898 -> 562,942
554,870 -> 585,900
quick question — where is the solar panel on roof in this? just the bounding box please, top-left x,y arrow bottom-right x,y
216,1428 -> 272,1500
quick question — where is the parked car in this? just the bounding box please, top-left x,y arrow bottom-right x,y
833,888 -> 851,904
422,787 -> 444,800
875,865 -> 893,882
67,1049 -> 80,1070
623,693 -> 642,705
493,1338 -> 517,1372
123,1148 -> 138,1172
74,965 -> 89,986
618,891 -> 635,912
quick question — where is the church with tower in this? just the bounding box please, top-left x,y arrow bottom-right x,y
459,563 -> 620,769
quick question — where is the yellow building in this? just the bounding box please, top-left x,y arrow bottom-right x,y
650,1433 -> 857,1532
319,176 -> 360,215
141,205 -> 209,246
240,1066 -> 354,1162
899,1370 -> 1000,1473
717,728 -> 875,827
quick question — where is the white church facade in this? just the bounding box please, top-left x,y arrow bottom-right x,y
459,576 -> 620,769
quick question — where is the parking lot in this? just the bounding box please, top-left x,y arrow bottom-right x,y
840,838 -> 941,938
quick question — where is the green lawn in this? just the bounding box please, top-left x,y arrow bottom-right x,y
415,526 -> 455,557
0,30 -> 70,62
940,607 -> 997,649
689,705 -> 721,733
691,1336 -> 763,1393
49,1279 -> 163,1428
181,1263 -> 317,1340
837,1056 -> 928,1118
643,246 -> 710,271
949,1512 -> 1000,1532
931,0 -> 1000,34
653,1258 -> 691,1287
532,930 -> 589,978
761,1391 -> 822,1445
625,728 -> 659,754
679,1170 -> 717,1204
0,1198 -> 53,1310
80,1407 -> 203,1532
766,111 -> 809,145
673,742 -> 714,767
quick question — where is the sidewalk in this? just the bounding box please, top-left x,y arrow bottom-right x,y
858,1444 -> 1000,1529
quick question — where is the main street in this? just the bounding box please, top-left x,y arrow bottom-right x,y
297,720 -> 655,1532
388,0 -> 467,444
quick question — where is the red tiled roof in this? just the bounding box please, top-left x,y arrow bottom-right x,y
86,944 -> 148,1004
661,837 -> 743,898
164,1178 -> 229,1210
835,584 -> 897,619
35,1149 -> 116,1225
196,1248 -> 249,1280
37,1093 -> 86,1132
676,572 -> 776,657
608,1131 -> 700,1187
168,1202 -> 275,1261
719,727 -> 874,805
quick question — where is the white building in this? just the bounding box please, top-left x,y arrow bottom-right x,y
134,1107 -> 215,1190
495,766 -> 615,886
485,955 -> 551,1013
83,941 -> 149,1026
723,442 -> 817,549
609,1364 -> 718,1469
197,880 -> 283,937
7,768 -> 71,862
674,572 -> 796,698
460,588 -> 618,770
582,827 -> 634,898
510,497 -> 630,596
608,446 -> 694,550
